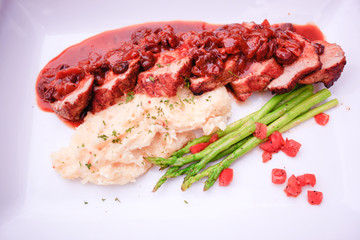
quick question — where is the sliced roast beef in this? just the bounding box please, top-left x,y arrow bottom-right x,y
230,58 -> 283,101
299,40 -> 346,88
135,48 -> 191,97
92,58 -> 140,113
267,32 -> 322,94
91,42 -> 141,113
51,74 -> 94,121
189,55 -> 239,95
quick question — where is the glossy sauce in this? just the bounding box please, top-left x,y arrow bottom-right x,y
41,21 -> 219,70
293,23 -> 325,41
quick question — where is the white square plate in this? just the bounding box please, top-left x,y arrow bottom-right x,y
1,0 -> 360,239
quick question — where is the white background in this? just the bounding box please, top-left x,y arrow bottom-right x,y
0,0 -> 359,239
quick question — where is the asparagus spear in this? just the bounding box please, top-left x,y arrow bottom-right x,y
152,138 -> 249,192
181,89 -> 333,191
273,84 -> 302,109
170,85 -> 312,158
278,99 -> 338,132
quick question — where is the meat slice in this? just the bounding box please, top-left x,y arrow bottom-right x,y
51,74 -> 94,121
92,58 -> 140,113
230,58 -> 283,101
135,48 -> 191,97
267,32 -> 322,94
299,40 -> 346,88
190,55 -> 239,95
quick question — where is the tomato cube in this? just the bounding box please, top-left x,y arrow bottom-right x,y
260,131 -> 284,153
314,113 -> 330,126
281,138 -> 301,157
254,122 -> 267,140
209,133 -> 219,143
260,141 -> 276,153
270,131 -> 285,150
189,142 -> 210,154
307,190 -> 323,205
219,168 -> 233,186
284,175 -> 302,197
262,151 -> 272,163
297,174 -> 316,187
272,168 -> 287,184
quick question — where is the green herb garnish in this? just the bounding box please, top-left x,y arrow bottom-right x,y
98,134 -> 109,141
85,163 -> 92,170
112,138 -> 122,144
126,91 -> 135,103
228,70 -> 240,78
184,76 -> 190,88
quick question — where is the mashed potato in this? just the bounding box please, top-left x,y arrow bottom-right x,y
52,87 -> 231,185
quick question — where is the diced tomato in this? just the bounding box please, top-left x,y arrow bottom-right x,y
307,190 -> 323,205
270,131 -> 285,150
209,133 -> 219,143
284,175 -> 302,197
254,122 -> 267,139
219,168 -> 233,186
260,131 -> 285,153
281,138 -> 301,157
189,142 -> 210,154
297,174 -> 316,187
260,141 -> 275,153
272,168 -> 287,184
314,113 -> 330,126
262,151 -> 272,163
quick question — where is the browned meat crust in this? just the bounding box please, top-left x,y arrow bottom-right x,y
266,32 -> 322,94
299,40 -> 346,88
51,75 -> 94,121
91,58 -> 140,113
135,48 -> 192,97
230,58 -> 283,100
190,55 -> 239,95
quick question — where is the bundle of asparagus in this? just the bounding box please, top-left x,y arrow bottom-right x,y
146,85 -> 338,191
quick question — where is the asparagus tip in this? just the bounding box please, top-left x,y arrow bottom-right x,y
181,181 -> 191,191
152,178 -> 167,192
